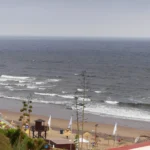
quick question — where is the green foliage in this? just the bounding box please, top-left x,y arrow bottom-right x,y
29,105 -> 33,109
5,129 -> 23,146
2,128 -> 46,150
26,138 -> 35,149
33,138 -> 45,150
0,132 -> 12,150
19,96 -> 33,129
0,128 -> 7,134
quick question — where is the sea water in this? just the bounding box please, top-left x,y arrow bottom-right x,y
0,37 -> 150,122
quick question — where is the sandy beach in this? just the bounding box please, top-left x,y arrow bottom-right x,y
1,107 -> 150,149
1,98 -> 150,149
1,108 -> 150,138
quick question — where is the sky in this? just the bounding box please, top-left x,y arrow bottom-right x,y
0,0 -> 150,38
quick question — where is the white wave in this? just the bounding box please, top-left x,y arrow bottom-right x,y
47,79 -> 61,82
77,89 -> 84,92
48,101 -> 69,105
1,75 -> 29,80
77,88 -> 88,92
78,97 -> 91,102
83,104 -> 150,122
95,91 -> 102,94
34,92 -> 75,99
35,82 -> 45,85
105,101 -> 119,105
0,93 -> 49,104
32,100 -> 50,104
27,85 -> 38,89
0,94 -> 27,101
28,99 -> 69,105
58,95 -> 74,99
62,91 -> 67,94
0,75 -> 35,84
0,93 -> 69,105
34,92 -> 57,96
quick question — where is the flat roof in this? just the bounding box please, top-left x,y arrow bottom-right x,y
131,146 -> 150,150
47,138 -> 74,145
35,119 -> 45,122
108,141 -> 150,150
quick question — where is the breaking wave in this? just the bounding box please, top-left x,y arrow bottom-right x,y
34,92 -> 75,99
1,75 -> 29,80
35,82 -> 45,85
58,95 -> 74,99
105,100 -> 119,105
34,92 -> 57,97
0,94 -> 27,101
27,85 -> 38,89
98,100 -> 150,109
77,89 -> 88,92
0,93 -> 69,105
47,79 -> 61,82
77,89 -> 84,92
95,91 -> 102,94
78,97 -> 91,102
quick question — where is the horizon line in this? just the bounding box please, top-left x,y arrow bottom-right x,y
0,35 -> 150,39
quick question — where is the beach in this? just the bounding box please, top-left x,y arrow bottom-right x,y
1,98 -> 150,149
1,98 -> 150,139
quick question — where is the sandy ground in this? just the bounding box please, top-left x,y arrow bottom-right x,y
1,109 -> 150,150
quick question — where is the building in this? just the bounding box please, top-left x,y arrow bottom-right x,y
108,141 -> 150,150
47,138 -> 75,150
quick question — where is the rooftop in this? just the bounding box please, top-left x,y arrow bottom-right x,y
108,141 -> 150,150
35,119 -> 45,122
47,138 -> 74,145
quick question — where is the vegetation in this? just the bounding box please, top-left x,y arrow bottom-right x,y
0,132 -> 12,150
19,95 -> 33,136
0,128 -> 46,150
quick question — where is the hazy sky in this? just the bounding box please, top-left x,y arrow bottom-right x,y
0,0 -> 150,37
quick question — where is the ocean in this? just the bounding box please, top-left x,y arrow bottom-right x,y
1,37 -> 150,122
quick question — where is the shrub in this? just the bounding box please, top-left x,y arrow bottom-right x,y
0,132 -> 12,150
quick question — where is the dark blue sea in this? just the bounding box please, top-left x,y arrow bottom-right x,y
1,37 -> 150,122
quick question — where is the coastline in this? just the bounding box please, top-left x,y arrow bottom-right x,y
1,98 -> 150,139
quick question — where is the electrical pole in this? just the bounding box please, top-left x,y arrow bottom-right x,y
95,124 -> 98,147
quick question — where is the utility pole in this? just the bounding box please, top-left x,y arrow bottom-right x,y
95,124 -> 98,147
81,71 -> 86,150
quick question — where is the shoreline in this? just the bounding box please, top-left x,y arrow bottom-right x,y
1,98 -> 150,130
1,99 -> 150,139
1,109 -> 150,139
